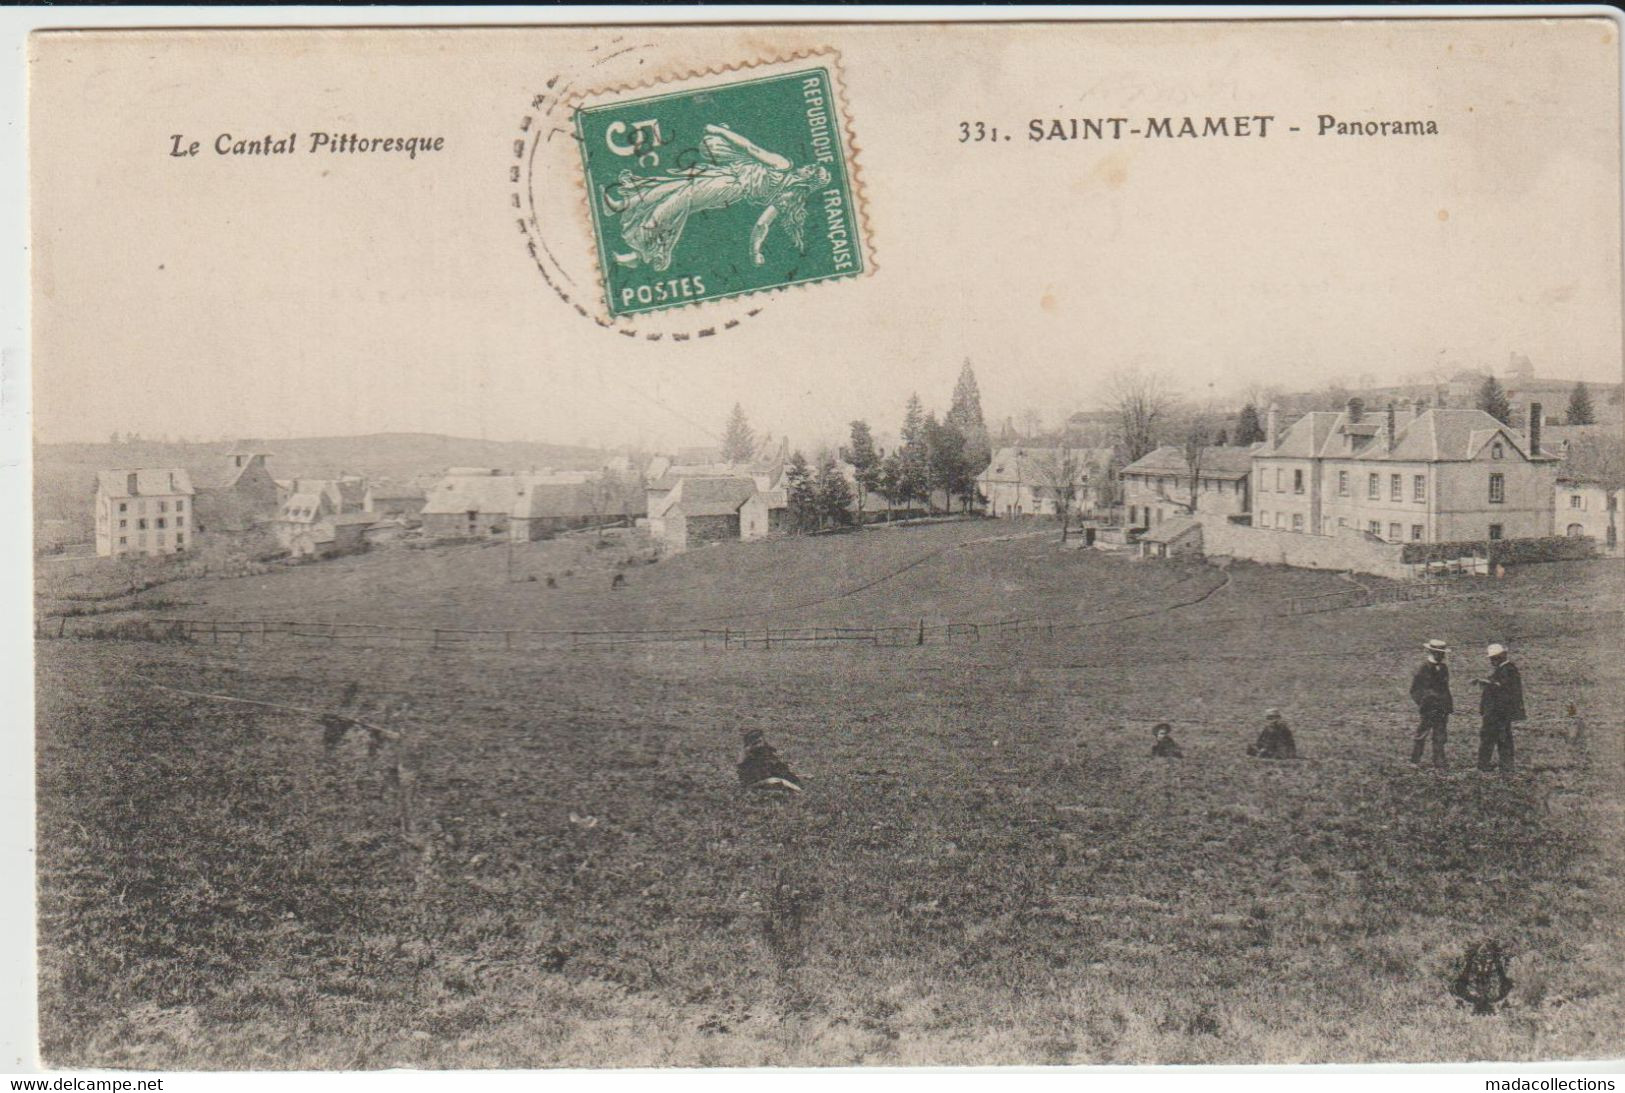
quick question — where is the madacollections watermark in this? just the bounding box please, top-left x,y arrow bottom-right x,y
1486,1081 -> 1616,1091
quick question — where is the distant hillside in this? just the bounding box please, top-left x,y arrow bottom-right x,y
34,433 -> 608,546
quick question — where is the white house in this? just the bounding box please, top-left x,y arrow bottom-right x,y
94,468 -> 195,557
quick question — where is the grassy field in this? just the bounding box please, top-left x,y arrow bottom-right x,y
34,524 -> 1625,1067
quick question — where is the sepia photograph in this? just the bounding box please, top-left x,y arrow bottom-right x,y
14,7 -> 1625,1075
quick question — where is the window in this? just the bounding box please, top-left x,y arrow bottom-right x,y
1338,471 -> 1349,496
118,519 -> 127,530
1390,474 -> 1402,501
1488,473 -> 1505,504
176,516 -> 184,528
1274,468 -> 1283,492
1388,522 -> 1402,541
176,500 -> 184,512
1411,525 -> 1424,541
118,502 -> 127,514
1276,513 -> 1286,528
158,501 -> 168,513
155,518 -> 166,529
1488,524 -> 1503,540
1367,473 -> 1380,500
117,536 -> 126,546
1293,469 -> 1304,494
1292,513 -> 1304,532
1367,520 -> 1381,536
1566,523 -> 1585,538
1337,517 -> 1347,528
137,518 -> 148,530
1492,442 -> 1504,460
1569,494 -> 1584,509
1256,509 -> 1266,527
1414,475 -> 1426,503
175,533 -> 184,546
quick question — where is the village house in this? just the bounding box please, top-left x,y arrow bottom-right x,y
740,484 -> 790,540
94,468 -> 195,557
190,449 -> 280,534
289,475 -> 367,515
978,446 -> 1116,519
362,482 -> 427,517
1250,400 -> 1559,544
1556,474 -> 1621,555
1120,446 -> 1254,529
274,490 -> 335,552
282,511 -> 375,559
1136,515 -> 1203,560
419,471 -> 525,539
648,475 -> 759,553
510,481 -> 604,540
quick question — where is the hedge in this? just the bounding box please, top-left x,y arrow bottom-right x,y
1402,536 -> 1597,565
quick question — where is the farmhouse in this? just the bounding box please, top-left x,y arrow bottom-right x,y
290,475 -> 367,515
274,490 -> 335,552
648,475 -> 758,553
510,481 -> 602,540
94,468 -> 195,557
190,449 -> 280,534
1121,446 -> 1254,529
363,483 -> 427,517
420,472 -> 525,539
1556,475 -> 1621,555
1251,400 -> 1559,543
740,485 -> 790,540
979,446 -> 1116,518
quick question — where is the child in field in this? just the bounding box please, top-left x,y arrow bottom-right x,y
1150,723 -> 1183,758
1247,708 -> 1298,760
737,729 -> 803,792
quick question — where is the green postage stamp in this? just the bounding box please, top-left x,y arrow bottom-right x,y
574,61 -> 867,318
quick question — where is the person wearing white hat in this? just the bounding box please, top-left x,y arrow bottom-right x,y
1472,643 -> 1526,773
1408,639 -> 1454,768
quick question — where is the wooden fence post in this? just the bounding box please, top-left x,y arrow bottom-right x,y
917,619 -> 925,646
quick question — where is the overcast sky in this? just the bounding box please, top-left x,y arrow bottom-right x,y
30,19 -> 1624,452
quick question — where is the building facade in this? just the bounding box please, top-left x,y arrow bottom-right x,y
94,468 -> 195,557
1556,476 -> 1621,555
1120,446 -> 1253,529
979,447 -> 1115,518
1251,402 -> 1559,544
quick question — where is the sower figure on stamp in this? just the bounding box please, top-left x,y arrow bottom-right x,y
1409,639 -> 1454,768
1473,643 -> 1526,773
1247,708 -> 1298,760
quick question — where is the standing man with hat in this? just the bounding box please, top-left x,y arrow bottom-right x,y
1409,639 -> 1454,768
1473,643 -> 1526,773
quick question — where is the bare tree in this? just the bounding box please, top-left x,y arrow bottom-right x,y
1106,367 -> 1178,464
1181,416 -> 1213,514
1032,446 -> 1088,542
1018,408 -> 1045,442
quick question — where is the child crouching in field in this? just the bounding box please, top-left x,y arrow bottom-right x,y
1150,723 -> 1183,758
737,729 -> 803,792
1247,708 -> 1298,760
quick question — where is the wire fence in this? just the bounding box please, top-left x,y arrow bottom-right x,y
39,578 -> 1446,652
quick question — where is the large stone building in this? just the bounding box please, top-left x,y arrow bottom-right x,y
648,476 -> 758,553
94,468 -> 195,557
1120,446 -> 1254,530
979,446 -> 1116,519
1250,401 -> 1559,544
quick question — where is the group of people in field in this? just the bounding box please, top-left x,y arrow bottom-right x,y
1147,640 -> 1528,773
732,639 -> 1532,793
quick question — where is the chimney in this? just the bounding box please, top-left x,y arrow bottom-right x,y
168,472 -> 176,493
1266,402 -> 1279,447
1528,401 -> 1543,456
1386,402 -> 1397,451
1346,398 -> 1364,423
126,472 -> 139,496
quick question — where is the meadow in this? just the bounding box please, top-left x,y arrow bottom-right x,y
34,523 -> 1625,1067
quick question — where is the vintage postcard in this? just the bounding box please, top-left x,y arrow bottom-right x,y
23,12 -> 1625,1072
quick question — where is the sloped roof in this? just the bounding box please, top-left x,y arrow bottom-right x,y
279,492 -> 331,524
1140,515 -> 1202,544
421,474 -> 526,516
96,468 -> 194,498
365,483 -> 426,501
512,481 -> 601,520
1260,408 -> 1555,463
980,446 -> 1114,482
662,475 -> 757,518
1121,445 -> 1253,478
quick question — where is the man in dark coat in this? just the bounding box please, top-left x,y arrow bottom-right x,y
1247,708 -> 1297,759
737,729 -> 803,792
1409,639 -> 1454,768
1474,643 -> 1526,773
1150,723 -> 1183,758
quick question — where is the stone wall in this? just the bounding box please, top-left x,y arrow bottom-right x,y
1196,515 -> 1411,580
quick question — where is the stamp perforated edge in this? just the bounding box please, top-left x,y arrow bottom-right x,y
560,48 -> 877,324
